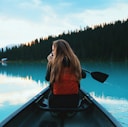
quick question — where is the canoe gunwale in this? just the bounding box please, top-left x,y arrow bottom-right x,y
0,88 -> 49,126
0,87 -> 123,127
81,90 -> 123,127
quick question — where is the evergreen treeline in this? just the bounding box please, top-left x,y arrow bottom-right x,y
0,19 -> 128,61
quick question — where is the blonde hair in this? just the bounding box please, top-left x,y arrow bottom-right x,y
48,39 -> 82,83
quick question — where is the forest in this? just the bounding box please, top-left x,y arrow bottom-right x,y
0,18 -> 128,62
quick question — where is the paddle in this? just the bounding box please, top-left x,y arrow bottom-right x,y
82,68 -> 109,83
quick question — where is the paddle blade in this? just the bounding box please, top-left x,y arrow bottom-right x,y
91,72 -> 109,83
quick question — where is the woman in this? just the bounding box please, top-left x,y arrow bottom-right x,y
45,39 -> 86,108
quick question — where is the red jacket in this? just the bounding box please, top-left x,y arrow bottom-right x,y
52,67 -> 79,95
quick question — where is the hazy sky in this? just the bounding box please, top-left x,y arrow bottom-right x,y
0,0 -> 128,48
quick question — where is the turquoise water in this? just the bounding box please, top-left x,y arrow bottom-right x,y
0,62 -> 128,126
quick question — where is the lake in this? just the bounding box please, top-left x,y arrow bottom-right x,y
0,61 -> 128,127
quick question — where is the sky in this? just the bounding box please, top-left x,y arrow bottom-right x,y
0,0 -> 128,48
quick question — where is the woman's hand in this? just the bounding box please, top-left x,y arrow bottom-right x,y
47,53 -> 54,62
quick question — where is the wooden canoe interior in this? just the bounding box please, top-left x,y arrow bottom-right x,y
1,88 -> 119,127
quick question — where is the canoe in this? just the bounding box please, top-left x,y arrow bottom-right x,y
0,87 -> 122,127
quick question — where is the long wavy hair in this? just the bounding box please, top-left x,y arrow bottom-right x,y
48,39 -> 82,83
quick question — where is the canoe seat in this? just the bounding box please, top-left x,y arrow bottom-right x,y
37,97 -> 92,118
37,97 -> 91,112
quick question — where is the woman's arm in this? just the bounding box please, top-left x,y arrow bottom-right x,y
45,65 -> 51,81
81,69 -> 86,78
45,53 -> 53,81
